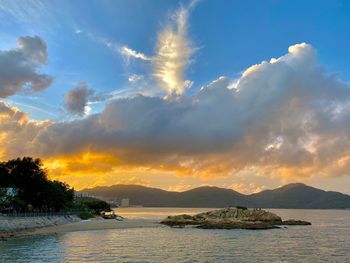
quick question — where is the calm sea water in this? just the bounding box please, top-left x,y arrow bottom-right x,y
1,208 -> 350,263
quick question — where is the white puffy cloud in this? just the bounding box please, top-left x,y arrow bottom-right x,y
64,82 -> 95,116
3,43 -> 350,182
0,35 -> 52,98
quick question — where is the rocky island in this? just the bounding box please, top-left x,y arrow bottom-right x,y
161,207 -> 311,230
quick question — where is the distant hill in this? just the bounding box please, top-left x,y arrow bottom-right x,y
170,186 -> 252,207
250,183 -> 350,209
80,185 -> 178,207
81,183 -> 350,209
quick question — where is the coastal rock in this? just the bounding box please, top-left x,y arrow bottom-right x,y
160,214 -> 201,227
196,208 -> 283,224
161,208 -> 310,230
280,219 -> 312,225
197,220 -> 279,230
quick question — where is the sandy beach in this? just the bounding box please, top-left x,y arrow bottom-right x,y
0,217 -> 163,239
34,218 -> 162,234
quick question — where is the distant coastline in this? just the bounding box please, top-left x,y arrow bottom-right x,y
81,183 -> 350,209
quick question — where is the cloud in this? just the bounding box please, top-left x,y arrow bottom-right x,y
0,35 -> 53,98
64,82 -> 95,116
79,2 -> 196,97
111,2 -> 196,97
152,4 -> 196,96
81,32 -> 151,63
3,43 -> 350,188
119,46 -> 151,61
0,102 -> 51,159
128,74 -> 144,83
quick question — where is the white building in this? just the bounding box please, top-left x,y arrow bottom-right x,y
74,191 -> 90,198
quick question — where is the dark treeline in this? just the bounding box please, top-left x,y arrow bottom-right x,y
0,157 -> 112,217
0,157 -> 74,212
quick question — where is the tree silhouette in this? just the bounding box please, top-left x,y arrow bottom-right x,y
0,157 -> 74,212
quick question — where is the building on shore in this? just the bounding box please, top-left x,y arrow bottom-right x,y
74,191 -> 91,198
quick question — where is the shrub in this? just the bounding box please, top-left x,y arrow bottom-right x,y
75,197 -> 111,214
236,206 -> 248,210
78,211 -> 94,220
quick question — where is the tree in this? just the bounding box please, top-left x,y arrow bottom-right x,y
0,157 -> 47,208
44,181 -> 74,211
0,157 -> 74,212
0,188 -> 8,209
75,197 -> 111,214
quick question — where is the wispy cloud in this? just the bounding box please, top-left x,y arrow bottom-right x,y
0,0 -> 49,24
77,30 -> 149,62
0,0 -> 74,34
152,3 -> 197,96
2,99 -> 58,119
83,2 -> 198,97
119,46 -> 151,61
128,74 -> 144,83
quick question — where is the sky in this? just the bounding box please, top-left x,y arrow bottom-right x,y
1,0 -> 350,194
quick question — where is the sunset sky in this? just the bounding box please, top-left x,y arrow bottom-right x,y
1,0 -> 350,194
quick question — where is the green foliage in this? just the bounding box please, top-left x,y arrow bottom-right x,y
9,197 -> 27,211
0,188 -> 6,200
0,188 -> 8,209
78,211 -> 94,220
75,196 -> 111,214
0,157 -> 74,212
43,180 -> 74,211
236,206 -> 248,210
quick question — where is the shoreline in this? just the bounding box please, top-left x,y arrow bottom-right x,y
0,217 -> 162,240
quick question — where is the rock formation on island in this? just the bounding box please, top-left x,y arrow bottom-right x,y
161,207 -> 311,230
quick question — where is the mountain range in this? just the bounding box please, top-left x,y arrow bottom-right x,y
81,183 -> 350,209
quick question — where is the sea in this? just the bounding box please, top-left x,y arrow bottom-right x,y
0,208 -> 349,263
